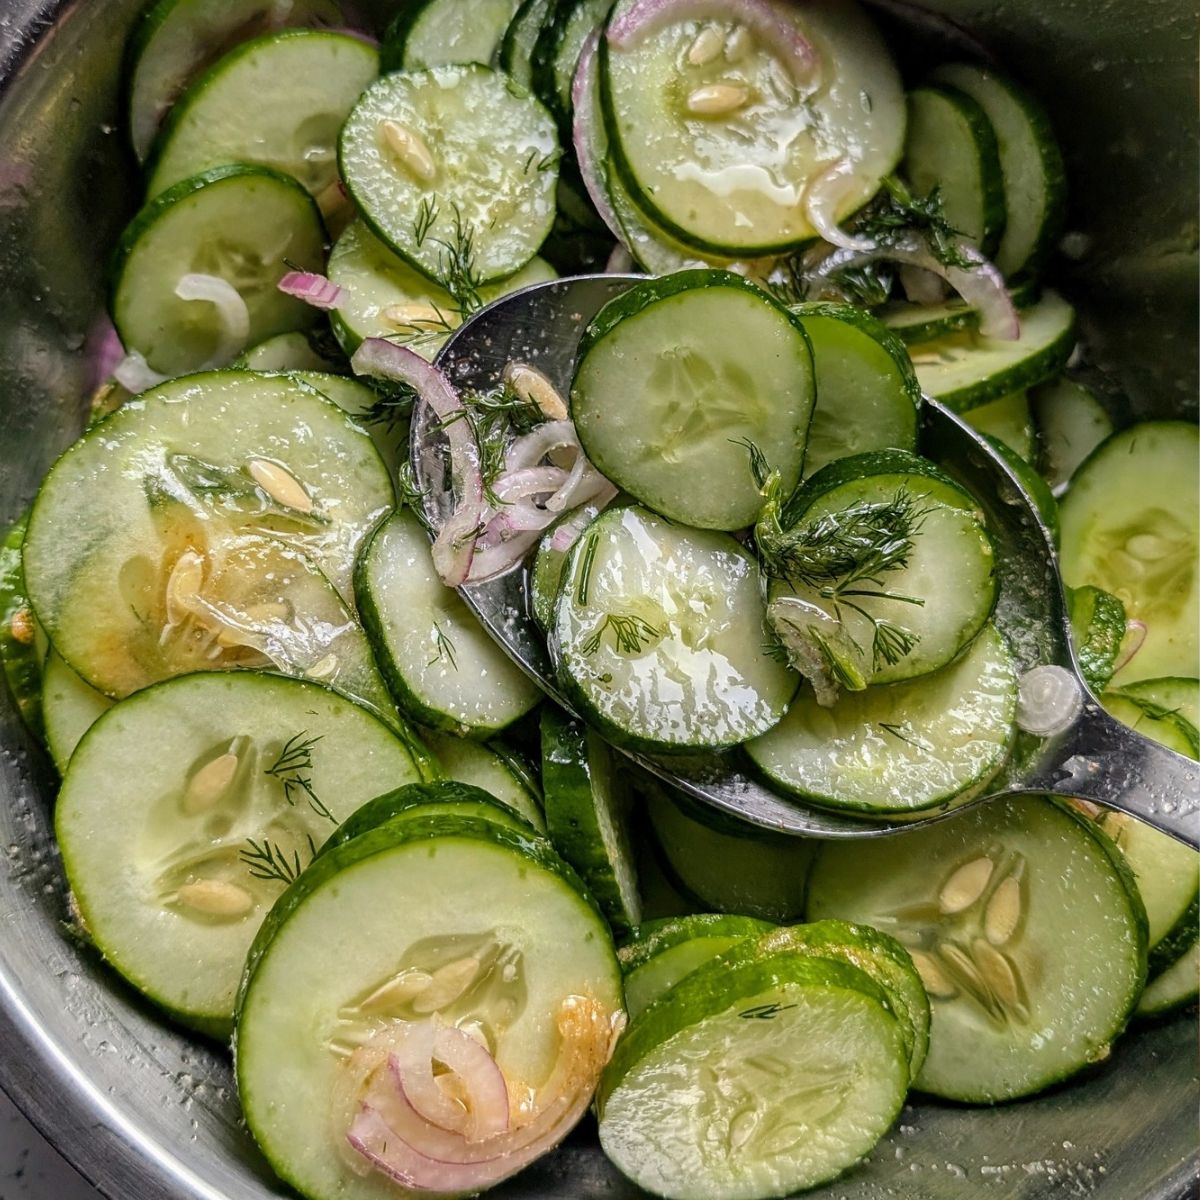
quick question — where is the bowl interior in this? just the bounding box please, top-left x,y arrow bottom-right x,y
0,1 -> 1195,1197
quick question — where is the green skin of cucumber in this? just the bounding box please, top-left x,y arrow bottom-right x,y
0,517 -> 42,740
618,913 -> 776,972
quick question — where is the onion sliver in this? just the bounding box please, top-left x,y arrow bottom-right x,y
277,270 -> 344,310
174,272 -> 251,367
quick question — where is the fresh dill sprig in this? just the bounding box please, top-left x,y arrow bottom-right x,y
581,613 -> 661,656
413,196 -> 440,247
432,203 -> 484,317
428,621 -> 458,669
240,834 -> 318,886
869,619 -> 921,671
396,461 -> 426,510
265,732 -> 335,824
877,721 -> 931,751
360,380 -> 419,433
575,533 -> 600,607
438,384 -> 546,505
730,437 -> 771,489
854,177 -> 974,271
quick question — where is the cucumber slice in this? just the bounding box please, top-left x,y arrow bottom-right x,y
541,706 -> 641,934
0,516 -> 42,739
382,0 -> 521,71
237,815 -> 623,1200
963,390 -> 1036,462
773,451 -> 999,688
239,331 -> 345,374
125,0 -> 344,161
598,949 -> 908,1200
339,65 -> 559,285
1136,941 -> 1199,1018
881,297 -> 979,345
327,219 -> 555,358
932,63 -> 1066,281
57,671 -> 423,1035
1069,585 -> 1128,695
1112,676 -> 1200,731
789,302 -> 920,478
423,731 -> 547,832
356,509 -> 542,736
23,371 -> 394,700
555,505 -> 797,752
1031,376 -> 1113,495
619,913 -> 774,1020
644,784 -> 812,922
500,0 -> 554,87
42,651 -> 112,774
1060,421 -> 1199,684
806,796 -> 1148,1102
571,271 -> 815,530
903,83 -> 1006,257
146,30 -> 379,198
530,497 -> 609,629
600,0 -> 905,257
532,0 -> 610,126
112,166 -> 327,376
980,431 -> 1060,543
747,624 -> 1016,815
909,289 -> 1076,412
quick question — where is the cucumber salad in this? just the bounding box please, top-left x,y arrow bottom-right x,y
0,0 -> 1197,1198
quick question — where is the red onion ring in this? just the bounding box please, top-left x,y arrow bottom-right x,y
1112,620 -> 1148,675
278,270 -> 344,310
490,466 -> 569,504
803,158 -> 876,251
572,31 -> 626,245
899,263 -> 950,305
505,421 -> 580,473
431,1025 -> 509,1140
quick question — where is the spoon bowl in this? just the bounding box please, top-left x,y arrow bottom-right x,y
416,275 -> 1198,847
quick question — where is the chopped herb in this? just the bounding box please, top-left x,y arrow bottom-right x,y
395,461 -> 426,510
360,381 -> 419,433
854,177 -> 974,271
264,732 -> 335,824
428,620 -> 458,670
738,1002 -> 797,1020
730,437 -> 771,489
581,613 -> 661,657
413,196 -> 439,248
878,721 -> 931,750
240,834 -> 318,886
575,533 -> 601,607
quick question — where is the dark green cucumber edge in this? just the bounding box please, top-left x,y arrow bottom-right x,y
530,0 -> 578,131
379,0 -> 442,71
500,0 -> 553,79
0,515 -> 43,740
982,433 -> 1059,543
618,913 -> 776,971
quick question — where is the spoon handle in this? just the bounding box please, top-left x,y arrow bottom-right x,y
1024,701 -> 1199,847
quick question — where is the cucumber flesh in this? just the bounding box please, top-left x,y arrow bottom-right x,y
1068,585 -> 1127,695
530,498 -> 609,630
423,731 -> 546,832
1136,941 -> 1198,1018
0,517 -> 42,740
147,30 -> 379,198
383,0 -> 521,71
42,651 -> 112,774
881,298 -> 979,345
57,672 -> 423,1035
806,796 -> 1148,1102
747,623 -> 1017,815
1031,376 -> 1113,495
1060,421 -> 1199,684
239,331 -> 345,374
1111,677 -> 1200,731
963,390 -> 1036,462
500,0 -> 554,87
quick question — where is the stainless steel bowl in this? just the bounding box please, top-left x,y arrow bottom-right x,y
0,2 -> 1195,1197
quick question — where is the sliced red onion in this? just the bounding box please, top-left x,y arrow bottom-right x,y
1113,620 -> 1148,674
547,456 -> 616,514
572,32 -> 625,245
113,350 -> 168,394
607,0 -> 819,84
803,159 -> 876,251
490,466 -> 569,505
467,529 -> 545,582
174,272 -> 251,366
278,270 -> 344,310
432,1025 -> 509,1140
86,316 -> 125,392
898,263 -> 949,305
391,1019 -> 470,1134
806,233 -> 1019,340
505,421 -> 580,474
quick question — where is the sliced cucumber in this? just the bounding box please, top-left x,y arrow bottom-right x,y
23,371 -> 393,701
541,706 -> 641,934
58,671 -> 422,1035
903,83 -> 1006,256
532,0 -> 611,127
238,331 -> 345,374
339,65 -> 559,285
980,431 -> 1060,543
125,0 -> 343,161
909,289 -> 1076,412
0,516 -> 42,739
42,651 -> 112,774
1069,585 -> 1127,695
619,913 -> 774,1020
1060,421 -> 1199,684
600,0 -> 905,257
571,271 -> 815,530
807,796 -> 1147,1102
963,390 -> 1036,462
1111,676 -> 1200,731
1031,376 -> 1113,495
112,166 -> 326,376
1136,941 -> 1199,1018
773,451 -> 999,688
555,505 -> 797,752
598,947 -> 908,1200
146,30 -> 379,198
327,219 -> 555,358
356,509 -> 542,736
423,730 -> 546,832
237,815 -> 622,1200
382,0 -> 521,71
747,624 -> 1016,815
530,497 -> 609,629
500,0 -> 554,86
931,63 -> 1066,281
881,297 -> 979,345
644,784 -> 812,923
789,302 -> 919,478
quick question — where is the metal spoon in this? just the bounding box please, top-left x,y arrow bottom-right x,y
415,275 -> 1198,848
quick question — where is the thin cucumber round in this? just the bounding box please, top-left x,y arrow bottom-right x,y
500,0 -> 554,86
881,297 -> 979,345
789,302 -> 920,478
530,497 -> 610,630
532,0 -> 610,127
600,0 -> 905,258
356,509 -> 542,736
146,30 -> 379,198
541,706 -> 641,934
41,651 -> 112,774
963,389 -> 1036,462
125,0 -> 344,161
0,517 -> 41,740
644,784 -> 812,923
1111,676 -> 1200,731
571,271 -> 815,530
746,623 -> 1017,815
1031,376 -> 1113,495
598,949 -> 908,1200
980,431 -> 1060,543
806,796 -> 1148,1103
57,671 -> 423,1035
908,289 -> 1076,413
932,63 -> 1066,281
237,815 -> 623,1200
903,83 -> 1006,257
1060,421 -> 1199,685
1136,941 -> 1198,1018
238,331 -> 346,374
1068,585 -> 1127,695
339,64 -> 560,284
112,165 -> 326,376
381,0 -> 521,71
554,505 -> 798,752
423,731 -> 546,832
